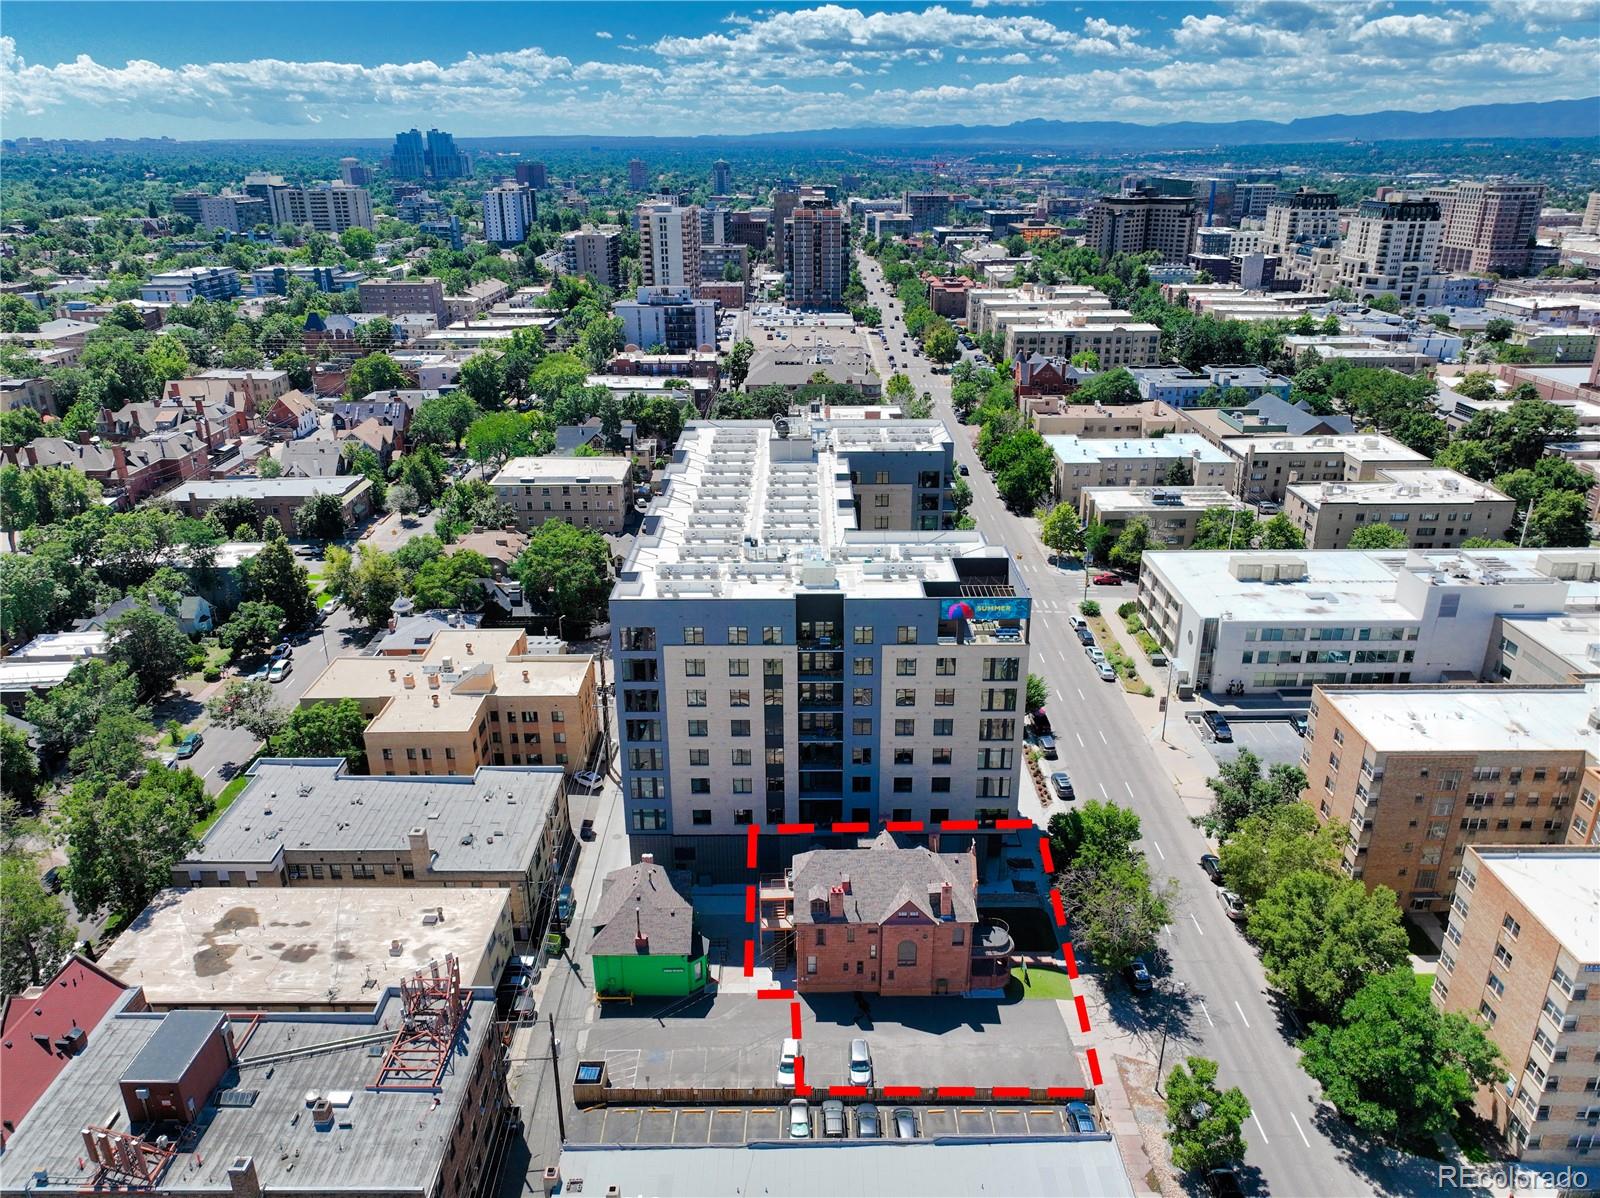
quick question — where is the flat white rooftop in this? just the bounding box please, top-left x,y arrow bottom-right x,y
1046,433 -> 1231,465
1221,433 -> 1428,463
1082,485 -> 1245,511
1144,548 -> 1596,622
1290,468 -> 1510,507
1323,684 -> 1600,757
1500,614 -> 1600,675
493,455 -> 632,485
1475,849 -> 1600,963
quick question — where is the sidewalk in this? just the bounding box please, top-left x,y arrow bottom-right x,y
1067,973 -> 1167,1198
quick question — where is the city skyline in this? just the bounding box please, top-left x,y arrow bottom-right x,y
3,0 -> 1599,140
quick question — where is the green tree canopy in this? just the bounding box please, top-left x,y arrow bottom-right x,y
239,536 -> 315,630
511,519 -> 614,631
293,492 -> 349,542
58,766 -> 208,918
105,601 -> 194,699
409,549 -> 491,611
206,678 -> 288,744
345,352 -> 407,399
1216,802 -> 1341,908
1073,368 -> 1141,407
24,658 -> 147,761
0,853 -> 76,994
1164,1056 -> 1252,1174
269,699 -> 368,767
1346,523 -> 1410,549
1198,748 -> 1308,840
217,600 -> 285,660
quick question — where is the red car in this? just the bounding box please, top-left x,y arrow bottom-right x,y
1092,573 -> 1122,586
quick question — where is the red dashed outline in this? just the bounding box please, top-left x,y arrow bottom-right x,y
741,820 -> 1096,1104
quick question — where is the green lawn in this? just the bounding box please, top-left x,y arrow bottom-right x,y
193,772 -> 251,837
1008,963 -> 1075,999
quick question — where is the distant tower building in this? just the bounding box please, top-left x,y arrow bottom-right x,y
339,157 -> 372,187
784,201 -> 846,310
425,129 -> 469,180
629,159 -> 649,191
637,203 -> 702,290
391,129 -> 427,180
1085,189 -> 1199,263
1335,195 -> 1443,307
516,161 -> 548,189
562,226 -> 623,288
712,159 -> 732,195
483,185 -> 538,247
1583,191 -> 1600,234
1426,180 -> 1545,276
1263,188 -> 1341,254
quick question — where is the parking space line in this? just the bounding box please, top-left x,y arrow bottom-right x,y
1251,1112 -> 1270,1144
1233,1001 -> 1251,1029
1150,838 -> 1165,860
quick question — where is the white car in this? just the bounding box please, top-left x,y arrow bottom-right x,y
849,1038 -> 873,1086
267,659 -> 292,683
788,1099 -> 812,1138
1086,646 -> 1107,663
777,1037 -> 800,1087
572,770 -> 605,789
1097,662 -> 1117,682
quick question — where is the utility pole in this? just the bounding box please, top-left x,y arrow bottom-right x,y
547,1012 -> 566,1143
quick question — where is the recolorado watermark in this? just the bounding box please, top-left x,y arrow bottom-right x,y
1437,1164 -> 1594,1191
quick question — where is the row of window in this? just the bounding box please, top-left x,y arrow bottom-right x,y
631,801 -> 1016,832
287,861 -> 413,880
622,624 -> 936,650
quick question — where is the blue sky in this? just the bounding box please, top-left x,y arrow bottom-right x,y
3,1 -> 1597,139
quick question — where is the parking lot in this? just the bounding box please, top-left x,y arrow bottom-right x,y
575,989 -> 1084,1095
569,1102 -> 1083,1145
1194,715 -> 1308,771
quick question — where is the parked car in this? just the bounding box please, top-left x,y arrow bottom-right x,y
1092,572 -> 1121,586
1065,1100 -> 1097,1133
1050,772 -> 1075,801
1067,613 -> 1085,630
271,641 -> 292,661
579,819 -> 595,841
958,463 -> 969,476
1086,645 -> 1106,663
1124,957 -> 1153,993
1218,889 -> 1247,922
175,731 -> 204,759
573,770 -> 604,788
40,866 -> 62,894
1201,710 -> 1233,742
854,1104 -> 882,1138
1075,625 -> 1096,646
555,884 -> 574,924
788,1099 -> 812,1138
1290,714 -> 1309,737
1036,731 -> 1058,760
267,659 -> 292,684
1205,1167 -> 1246,1198
777,1037 -> 800,1087
1200,853 -> 1224,884
249,663 -> 272,682
891,1108 -> 918,1139
849,1038 -> 873,1086
1096,662 -> 1117,682
821,1099 -> 847,1138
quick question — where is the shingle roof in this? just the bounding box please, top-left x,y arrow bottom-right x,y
791,839 -> 978,926
589,861 -> 700,958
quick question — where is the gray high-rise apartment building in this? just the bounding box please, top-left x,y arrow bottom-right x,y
268,185 -> 373,233
1086,189 -> 1199,263
903,192 -> 953,233
712,159 -> 732,195
1263,188 -> 1341,254
638,203 -> 702,290
784,202 -> 847,310
482,184 -> 537,246
611,417 -> 1027,879
629,159 -> 649,191
392,128 -> 468,180
562,225 -> 623,287
391,129 -> 427,179
516,162 -> 548,189
1427,180 -> 1546,276
1335,195 -> 1443,307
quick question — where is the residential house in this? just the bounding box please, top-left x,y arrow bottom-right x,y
166,475 -> 374,537
6,431 -> 208,506
265,390 -> 318,439
589,857 -> 709,998
76,593 -> 214,637
554,418 -> 638,456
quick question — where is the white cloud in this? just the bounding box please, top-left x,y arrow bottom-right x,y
595,30 -> 613,39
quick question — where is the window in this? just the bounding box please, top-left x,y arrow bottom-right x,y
1478,1000 -> 1498,1026
853,718 -> 873,735
894,749 -> 914,765
897,626 -> 918,644
690,778 -> 711,794
853,688 -> 874,706
935,689 -> 955,706
727,626 -> 748,644
983,657 -> 1020,681
1487,973 -> 1505,998
896,688 -> 916,707
689,748 -> 710,767
730,720 -> 751,737
684,626 -> 704,645
896,659 -> 917,676
895,719 -> 915,736
854,625 -> 874,644
763,626 -> 783,644
733,778 -> 753,794
692,809 -> 712,825
897,941 -> 918,966
851,747 -> 873,765
852,776 -> 872,792
685,659 -> 706,677
937,657 -> 956,675
630,808 -> 667,831
932,748 -> 952,765
729,659 -> 750,676
733,809 -> 754,825
854,657 -> 874,675
934,719 -> 954,737
729,689 -> 751,707
893,777 -> 913,793
931,777 -> 951,793
732,748 -> 752,766
688,720 -> 709,737
1503,914 -> 1522,938
686,690 -> 707,707
764,659 -> 783,677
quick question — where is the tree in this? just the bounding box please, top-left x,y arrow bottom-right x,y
723,339 -> 754,390
386,481 -> 418,516
0,294 -> 41,333
1483,317 -> 1513,342
1,723 -> 41,807
1047,800 -> 1143,876
465,410 -> 548,471
1189,506 -> 1256,551
24,657 -> 145,762
239,537 -> 316,630
0,406 -> 44,448
57,767 -> 207,917
0,853 -> 76,995
578,314 -> 625,371
410,392 -> 481,449
1451,372 -> 1499,402
1198,749 -> 1308,840
511,520 -> 614,630
923,319 -> 959,364
409,550 -> 491,610
69,706 -> 154,785
1083,521 -> 1117,565
1109,518 -> 1150,574
80,338 -> 154,409
1026,673 -> 1048,712
905,392 -> 934,420
1302,968 -> 1507,1143
343,544 -> 404,627
0,463 -> 102,540
1072,856 -> 1177,972
885,373 -> 916,403
273,349 -> 314,391
355,317 -> 395,355
1346,523 -> 1409,549
1038,504 -> 1085,564
1248,870 -> 1409,1019
206,678 -> 288,743
1367,293 -> 1401,314
1160,458 -> 1193,486
142,334 -> 191,386
216,600 -> 284,660
395,444 -> 450,506
257,455 -> 284,479
339,227 -> 377,259
1525,488 -> 1590,547
0,553 -> 67,643
1164,1057 -> 1251,1174
204,494 -> 265,539
293,492 -> 348,542
457,351 -> 506,411
345,352 -> 407,399
269,699 -> 367,767
1258,513 -> 1306,550
1073,367 -> 1141,407
106,602 -> 193,699
1216,802 -> 1340,908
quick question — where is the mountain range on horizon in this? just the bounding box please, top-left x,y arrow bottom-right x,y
14,96 -> 1597,154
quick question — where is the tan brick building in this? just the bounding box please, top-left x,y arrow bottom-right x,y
1301,684 -> 1597,915
299,625 -> 601,775
763,833 -> 1013,996
491,455 -> 631,534
1284,467 -> 1516,550
1432,846 -> 1599,1161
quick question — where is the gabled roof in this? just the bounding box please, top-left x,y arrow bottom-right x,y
791,840 -> 978,926
589,861 -> 700,958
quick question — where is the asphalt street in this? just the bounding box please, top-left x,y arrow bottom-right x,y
855,253 -> 1442,1197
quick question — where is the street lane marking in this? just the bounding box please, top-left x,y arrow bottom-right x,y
1123,780 -> 1134,798
1075,733 -> 1085,748
1199,999 -> 1214,1027
1099,782 -> 1108,798
1251,1113 -> 1270,1144
1098,729 -> 1107,744
1189,913 -> 1205,937
1291,1112 -> 1310,1147
1076,688 -> 1085,701
1150,839 -> 1165,861
1233,1001 -> 1251,1029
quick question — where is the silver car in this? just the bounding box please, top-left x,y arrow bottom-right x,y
821,1099 -> 846,1138
848,1038 -> 872,1086
788,1099 -> 812,1138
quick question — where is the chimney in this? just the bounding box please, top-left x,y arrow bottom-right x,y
428,672 -> 440,689
23,445 -> 37,467
431,694 -> 439,707
407,825 -> 431,875
403,673 -> 416,689
840,874 -> 850,894
226,1158 -> 261,1198
828,885 -> 845,919
76,429 -> 92,445
640,853 -> 654,864
634,899 -> 648,951
388,668 -> 397,682
110,444 -> 128,481
939,882 -> 953,919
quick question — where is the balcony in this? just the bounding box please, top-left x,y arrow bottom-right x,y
972,919 -> 1013,958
